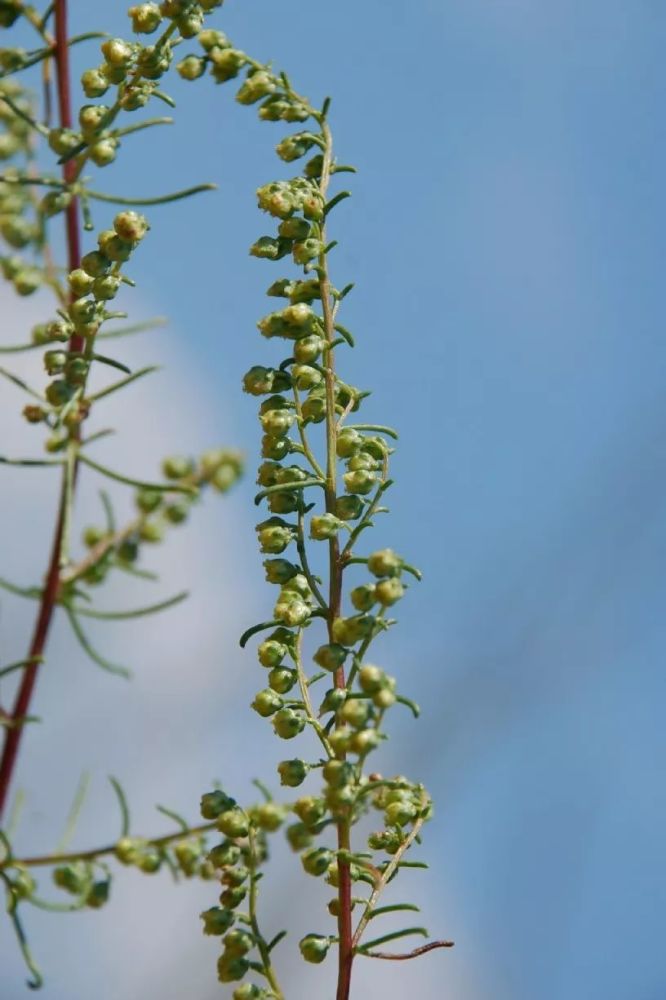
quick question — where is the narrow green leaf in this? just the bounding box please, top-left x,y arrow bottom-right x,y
395,695 -> 420,719
86,364 -> 159,402
254,478 -> 323,506
267,929 -> 288,953
65,607 -> 132,679
0,366 -> 43,401
357,927 -> 428,952
367,903 -> 421,921
96,317 -> 167,340
0,578 -> 41,599
0,872 -> 43,989
239,620 -> 280,649
87,183 -> 216,207
334,324 -> 355,347
0,657 -> 42,680
71,590 -> 189,621
109,776 -> 131,838
56,773 -> 91,852
91,353 -> 132,374
155,804 -> 188,832
78,453 -> 196,495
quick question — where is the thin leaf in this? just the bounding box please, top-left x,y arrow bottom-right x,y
346,423 -> 399,441
109,776 -> 131,838
0,366 -> 43,400
239,620 -> 280,649
65,607 -> 132,679
395,695 -> 420,719
155,805 -> 188,832
86,364 -> 159,402
0,456 -> 63,468
91,353 -> 132,374
56,773 -> 91,852
367,903 -> 421,921
0,873 -> 43,989
253,477 -> 323,506
267,929 -> 288,953
96,317 -> 167,340
99,490 -> 115,533
71,590 -> 189,621
334,324 -> 355,347
357,927 -> 429,953
0,657 -> 42,679
87,183 -> 216,207
78,453 -> 196,495
0,578 -> 41,599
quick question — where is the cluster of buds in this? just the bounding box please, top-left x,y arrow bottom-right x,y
0,80 -> 43,295
51,861 -> 111,909
199,789 -> 286,993
70,448 -> 242,589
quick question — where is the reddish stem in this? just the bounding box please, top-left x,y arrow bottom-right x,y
0,0 -> 81,820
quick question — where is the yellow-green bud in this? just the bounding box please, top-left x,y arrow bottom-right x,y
367,548 -> 402,577
278,758 -> 309,787
200,906 -> 234,935
301,846 -> 333,877
272,706 -> 306,739
299,934 -> 330,964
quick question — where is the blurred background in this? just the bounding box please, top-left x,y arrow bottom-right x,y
1,0 -> 665,997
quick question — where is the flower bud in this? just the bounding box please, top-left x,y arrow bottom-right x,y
325,784 -> 355,812
292,364 -> 322,390
232,985 -> 266,1000
92,274 -> 121,300
313,643 -> 347,673
274,598 -> 310,627
43,349 -> 67,375
176,9 -> 203,38
200,906 -> 234,935
299,934 -> 330,964
81,250 -> 111,277
113,210 -> 149,242
67,268 -> 94,297
45,379 -> 74,407
220,885 -> 247,910
309,513 -> 343,541
243,365 -> 275,395
375,578 -> 404,606
293,334 -> 324,363
327,726 -> 353,755
332,614 -> 375,646
86,880 -> 110,908
301,846 -> 333,877
340,698 -> 371,729
303,154 -> 324,178
115,836 -> 145,865
129,3 -> 162,33
351,728 -> 381,754
278,217 -> 311,241
358,664 -> 385,694
319,687 -> 347,714
210,47 -> 245,83
208,840 -> 241,867
276,131 -> 317,163
217,809 -> 249,839
252,688 -> 283,717
217,954 -> 249,983
343,469 -> 377,495
65,356 -> 89,385
257,638 -> 287,668
200,789 -> 235,820
23,404 -> 46,424
79,103 -> 108,135
236,70 -> 276,106
367,548 -> 402,578
101,38 -> 134,67
136,488 -> 162,513
90,138 -> 118,167
260,409 -> 294,438
272,706 -> 306,739
286,821 -> 313,851
263,558 -> 299,585
294,796 -> 326,827
322,759 -> 354,788
161,455 -> 193,479
292,238 -> 323,265
14,267 -> 41,295
53,862 -> 88,894
278,758 -> 309,787
98,230 -> 132,263
336,428 -> 362,458
268,666 -> 297,694
261,434 -> 291,460
256,518 -> 294,554
368,829 -> 403,853
48,127 -> 80,156
199,29 -> 229,51
224,928 -> 254,956
252,802 -> 286,832
349,583 -> 376,612
385,800 -> 418,827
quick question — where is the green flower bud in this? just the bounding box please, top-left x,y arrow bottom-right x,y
293,334 -> 324,363
293,796 -> 326,827
332,614 -> 375,646
224,928 -> 254,956
117,537 -> 139,563
299,934 -> 330,964
173,839 -> 203,875
79,103 -> 108,135
256,637 -> 287,668
111,212 -> 148,245
136,488 -> 162,513
358,664 -> 385,694
256,518 -> 294,554
349,584 -> 376,613
165,500 -> 189,524
53,862 -> 89,894
23,404 -> 46,424
384,800 -> 418,827
48,127 -> 80,156
115,836 -> 145,865
260,409 -> 294,438
277,217 -> 311,241
278,758 -> 309,787
68,296 -> 97,327
292,238 -> 323,265
1,216 -> 35,248
65,356 -> 89,386
98,231 -> 133,265
266,491 -> 298,515
301,390 -> 327,423
219,885 -> 247,910
101,38 -> 134,67
81,250 -> 111,277
301,846 -> 334,877
176,9 -> 203,38
139,519 -> 164,543
259,96 -> 291,121
161,455 -> 193,479
268,666 -> 297,694
263,558 -> 299,585
198,29 -> 230,51
347,452 -> 378,472
208,840 -> 241,867
283,102 -> 311,123
336,429 -> 361,459
367,548 -> 402,578
252,688 -> 283,717
90,138 -> 118,167
276,131 -> 317,163
304,154 -> 324,178
217,808 -> 249,839
200,789 -> 235,820
233,985 -> 267,1000
236,70 -> 276,106
319,687 -> 347,714
243,365 -> 275,395
252,802 -> 286,832
200,905 -> 234,935
292,364 -> 322,390
340,698 -> 371,729
86,879 -> 110,908
309,513 -> 343,541
327,726 -> 353,755
286,821 -> 313,851
137,849 -> 162,873
343,469 -> 377,495
43,349 -> 67,376
210,47 -> 246,84
67,268 -> 94,297
261,434 -> 291,460
40,190 -> 73,218
325,784 -> 355,811
313,643 -> 347,673
45,379 -> 74,408
375,578 -> 404,606
217,954 -> 250,983
302,192 -> 324,220
13,267 -> 41,295
373,687 -> 396,709
351,728 -> 381,754
322,759 -> 354,788
274,597 -> 310,627
272,707 -> 306,739
129,3 -> 162,33
368,829 -> 403,853
177,54 -> 205,80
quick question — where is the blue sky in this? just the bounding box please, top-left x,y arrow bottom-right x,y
1,2 -> 665,998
